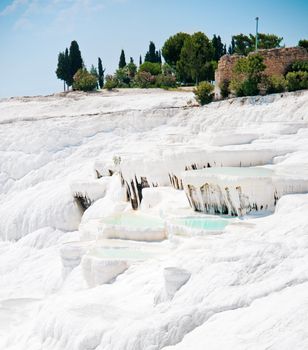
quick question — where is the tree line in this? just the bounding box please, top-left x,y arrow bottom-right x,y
56,32 -> 308,92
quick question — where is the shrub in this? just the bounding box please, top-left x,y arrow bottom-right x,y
289,60 -> 308,73
298,39 -> 308,50
260,75 -> 287,94
161,63 -> 175,75
73,69 -> 97,92
139,62 -> 162,76
230,54 -> 266,96
104,74 -> 118,90
156,74 -> 177,88
286,71 -> 308,91
230,78 -> 259,97
219,80 -> 230,98
134,71 -> 155,88
193,81 -> 214,105
115,68 -> 131,87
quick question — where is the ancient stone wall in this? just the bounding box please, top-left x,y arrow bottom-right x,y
215,46 -> 308,97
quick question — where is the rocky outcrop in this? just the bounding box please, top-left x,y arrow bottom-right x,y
215,47 -> 308,98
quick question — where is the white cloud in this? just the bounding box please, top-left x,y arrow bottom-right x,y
1,0 -> 107,32
0,0 -> 28,16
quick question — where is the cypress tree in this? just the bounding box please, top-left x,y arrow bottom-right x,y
212,35 -> 224,61
119,49 -> 126,68
98,57 -> 105,88
145,41 -> 158,63
139,55 -> 142,66
56,51 -> 67,91
63,48 -> 71,89
228,38 -> 235,54
157,50 -> 162,64
68,40 -> 83,86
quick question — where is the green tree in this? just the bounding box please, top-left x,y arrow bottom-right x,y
115,68 -> 131,87
127,61 -> 137,78
90,65 -> 98,77
139,62 -> 162,75
90,65 -> 99,89
139,55 -> 142,66
145,41 -> 160,63
162,32 -> 190,68
298,39 -> 308,50
56,51 -> 67,91
176,31 -> 214,84
156,50 -> 162,64
119,49 -> 126,69
69,40 -> 83,86
232,34 -> 252,55
252,33 -> 283,49
228,38 -> 235,54
232,33 -> 283,55
56,48 -> 71,91
98,57 -> 105,88
212,34 -> 225,61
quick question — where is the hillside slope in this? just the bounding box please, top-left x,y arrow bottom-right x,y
0,89 -> 308,349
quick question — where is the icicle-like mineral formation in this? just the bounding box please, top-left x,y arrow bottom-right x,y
183,167 -> 308,216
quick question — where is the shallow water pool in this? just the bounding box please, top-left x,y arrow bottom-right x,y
173,216 -> 229,231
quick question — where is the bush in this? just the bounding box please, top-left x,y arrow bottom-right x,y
139,62 -> 162,76
115,68 -> 131,87
193,81 -> 214,105
260,75 -> 287,94
230,77 -> 259,97
73,69 -> 97,91
104,74 -> 118,90
161,63 -> 175,75
230,54 -> 265,96
134,71 -> 155,88
219,80 -> 230,98
289,60 -> 308,73
298,39 -> 308,50
286,71 -> 308,91
156,74 -> 177,88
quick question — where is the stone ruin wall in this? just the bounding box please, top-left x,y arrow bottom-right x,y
215,47 -> 308,97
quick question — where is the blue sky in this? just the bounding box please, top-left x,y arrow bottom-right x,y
0,0 -> 307,98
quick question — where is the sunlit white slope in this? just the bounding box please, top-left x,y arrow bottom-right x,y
0,89 -> 308,349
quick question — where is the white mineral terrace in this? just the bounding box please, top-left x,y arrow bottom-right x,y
183,166 -> 308,216
1,90 -> 308,349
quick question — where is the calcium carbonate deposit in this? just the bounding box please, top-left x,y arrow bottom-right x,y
1,88 -> 308,349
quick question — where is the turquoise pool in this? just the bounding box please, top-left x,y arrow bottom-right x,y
173,216 -> 229,231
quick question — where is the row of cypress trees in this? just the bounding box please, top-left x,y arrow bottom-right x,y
56,40 -> 105,91
56,36 -> 227,90
118,41 -> 162,70
56,41 -> 83,91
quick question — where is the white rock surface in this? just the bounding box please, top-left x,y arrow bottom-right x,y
1,90 -> 308,349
